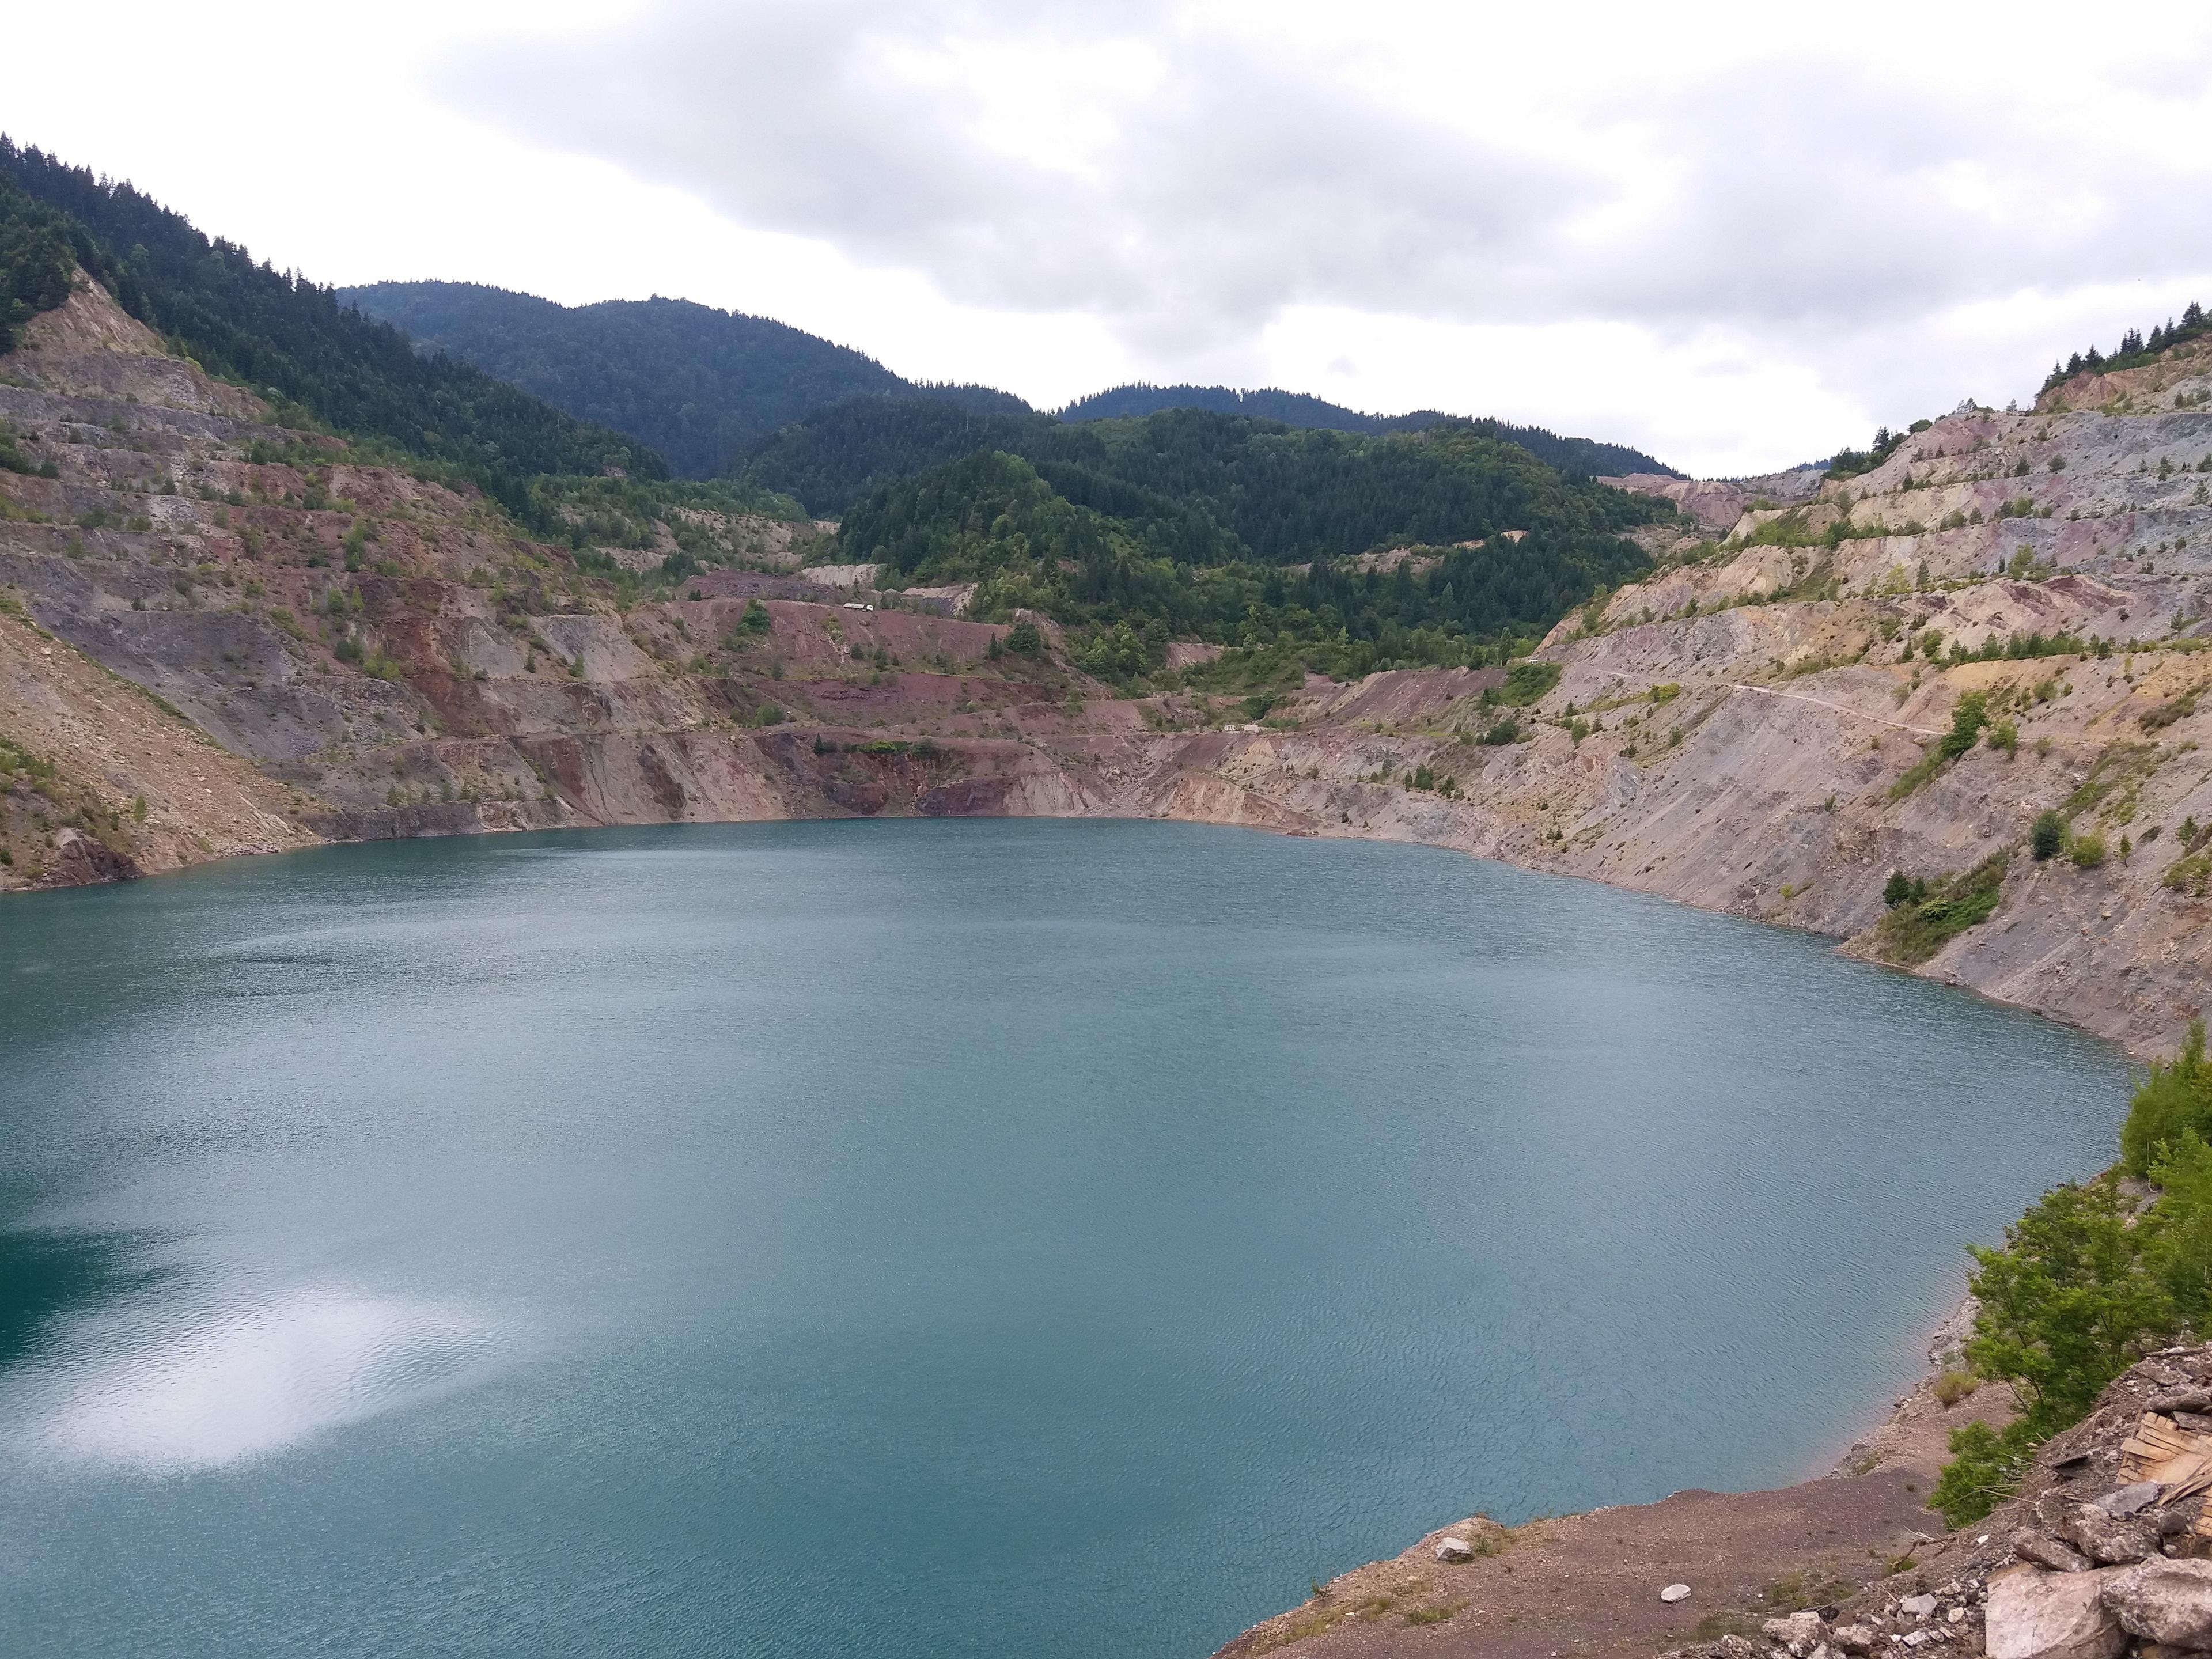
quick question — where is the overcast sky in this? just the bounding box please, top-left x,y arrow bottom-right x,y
13,1 -> 2212,475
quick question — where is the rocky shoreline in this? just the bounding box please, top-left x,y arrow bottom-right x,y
1205,1277 -> 2014,1659
1665,1344 -> 2212,1659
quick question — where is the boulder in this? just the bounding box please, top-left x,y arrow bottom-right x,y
1986,1567 -> 2127,1659
2101,1559 -> 2212,1648
1762,1611 -> 1827,1656
1901,1594 -> 1940,1618
2017,1531 -> 2096,1573
1660,1583 -> 1692,1603
1830,1623 -> 1880,1653
2157,1508 -> 2202,1539
2096,1483 -> 2166,1518
2067,1502 -> 2160,1565
1434,1536 -> 1474,1563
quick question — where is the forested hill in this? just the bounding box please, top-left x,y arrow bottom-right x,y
1059,384 -> 1679,478
737,393 -> 1680,531
0,139 -> 662,495
344,281 -> 1028,478
821,411 -> 1671,679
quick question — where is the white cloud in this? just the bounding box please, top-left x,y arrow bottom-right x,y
8,0 -> 2212,472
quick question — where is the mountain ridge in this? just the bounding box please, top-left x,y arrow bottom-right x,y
343,276 -> 1680,485
342,279 -> 1029,478
1059,382 -> 1680,477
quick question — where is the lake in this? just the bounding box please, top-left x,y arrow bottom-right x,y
0,819 -> 2129,1657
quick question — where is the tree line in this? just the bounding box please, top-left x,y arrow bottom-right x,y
2041,301 -> 2209,391
836,446 -> 1654,680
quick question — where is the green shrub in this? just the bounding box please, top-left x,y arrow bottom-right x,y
1936,1025 -> 2212,1523
1965,1175 -> 2171,1435
1868,852 -> 2008,964
2031,810 -> 2065,860
1938,691 -> 1990,760
1005,618 -> 1042,654
1892,691 -> 1994,798
1491,660 -> 1562,707
2071,834 -> 2108,869
1930,1368 -> 1978,1407
1933,1419 -> 2039,1528
2120,1021 -> 2212,1177
2145,1131 -> 2212,1315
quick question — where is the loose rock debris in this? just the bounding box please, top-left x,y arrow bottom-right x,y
1664,1349 -> 2212,1659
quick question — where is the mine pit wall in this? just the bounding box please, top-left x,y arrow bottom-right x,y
2,279 -> 2207,1060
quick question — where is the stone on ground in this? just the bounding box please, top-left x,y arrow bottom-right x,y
2101,1558 -> 2212,1648
1984,1567 -> 2127,1659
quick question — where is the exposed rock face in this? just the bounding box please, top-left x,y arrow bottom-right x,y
2101,1560 -> 2212,1649
1599,466 -> 1827,533
2019,1533 -> 2097,1575
2057,1501 -> 2161,1566
2,278 -> 2206,1063
1985,1568 -> 2127,1659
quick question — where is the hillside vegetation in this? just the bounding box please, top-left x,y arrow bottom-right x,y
739,392 -> 1678,521
344,280 -> 1025,477
1058,382 -> 1678,476
832,423 -> 1663,676
0,169 -> 101,354
339,281 -> 1678,491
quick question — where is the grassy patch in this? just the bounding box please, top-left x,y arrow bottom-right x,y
1765,1568 -> 1853,1613
1931,1368 -> 1979,1406
1888,747 -> 1945,800
2142,687 -> 2202,733
2165,851 -> 2212,897
1487,660 -> 1562,707
1869,851 -> 2009,965
1691,1612 -> 1767,1641
2065,743 -> 2162,819
1404,1603 -> 1464,1627
1890,690 -> 1990,799
1251,1611 -> 1339,1654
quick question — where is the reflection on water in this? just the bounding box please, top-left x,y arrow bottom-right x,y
6,1285 -> 508,1472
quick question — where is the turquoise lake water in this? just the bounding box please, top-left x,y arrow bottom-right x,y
0,819 -> 2130,1657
